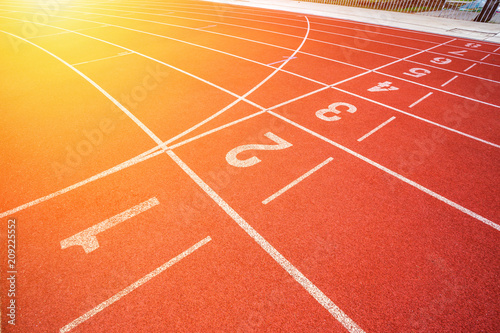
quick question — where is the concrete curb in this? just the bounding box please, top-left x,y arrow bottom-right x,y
200,0 -> 500,43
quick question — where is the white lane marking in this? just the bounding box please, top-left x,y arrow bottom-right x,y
194,24 -> 216,30
27,25 -> 109,39
464,63 -> 477,72
267,56 -> 297,66
494,46 -> 500,53
169,110 -> 266,150
0,22 -> 362,332
72,51 -> 132,66
409,92 -> 433,108
60,197 -> 159,253
166,150 -> 364,333
48,4 -> 418,58
441,75 -> 458,87
481,54 -> 490,61
334,87 -> 500,149
0,30 -> 164,145
374,69 -> 499,108
0,148 -> 162,220
58,0 -> 452,46
262,157 -> 333,205
59,236 -> 212,332
357,117 -> 396,142
268,111 -> 500,232
0,16 -> 264,112
404,59 -> 499,84
162,16 -> 309,145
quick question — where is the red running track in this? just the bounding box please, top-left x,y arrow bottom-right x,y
0,0 -> 499,332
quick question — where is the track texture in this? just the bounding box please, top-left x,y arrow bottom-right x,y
0,1 -> 499,332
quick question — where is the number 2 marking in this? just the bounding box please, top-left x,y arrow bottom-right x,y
226,132 -> 292,168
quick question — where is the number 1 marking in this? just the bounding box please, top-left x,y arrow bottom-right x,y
60,197 -> 160,253
226,132 -> 292,168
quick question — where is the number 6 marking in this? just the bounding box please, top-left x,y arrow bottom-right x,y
226,132 -> 292,168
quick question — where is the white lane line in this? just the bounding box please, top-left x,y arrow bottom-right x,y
333,86 -> 500,149
60,197 -> 159,253
464,63 -> 477,72
72,51 -> 132,66
262,157 -> 334,205
153,15 -> 309,147
59,236 -> 212,333
409,92 -> 433,108
481,54 -> 490,61
166,150 -> 364,333
0,24 -> 362,332
0,30 -> 164,145
0,14 -> 309,218
169,110 -> 266,150
0,148 -> 162,220
374,69 -> 499,108
404,59 -> 500,84
194,24 -> 216,30
267,56 -> 297,66
0,15 -> 264,111
67,0 -> 450,46
268,111 -> 500,232
441,75 -> 458,87
27,25 -> 109,39
494,46 -> 500,53
357,117 -> 396,142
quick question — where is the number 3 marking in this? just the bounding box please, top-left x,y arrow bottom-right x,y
226,132 -> 292,168
316,102 -> 357,122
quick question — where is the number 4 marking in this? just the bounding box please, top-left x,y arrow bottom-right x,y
226,132 -> 292,168
448,50 -> 467,56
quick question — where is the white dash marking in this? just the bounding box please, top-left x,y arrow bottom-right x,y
72,51 -> 132,66
357,117 -> 396,142
494,46 -> 500,53
268,111 -> 500,232
267,56 -> 297,66
441,75 -> 458,87
409,92 -> 433,108
60,197 -> 159,253
59,236 -> 211,333
464,63 -> 477,72
481,54 -> 490,61
166,150 -> 364,333
195,24 -> 217,30
0,148 -> 163,220
262,158 -> 333,205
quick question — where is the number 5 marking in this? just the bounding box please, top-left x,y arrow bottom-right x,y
226,132 -> 292,168
404,68 -> 431,78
